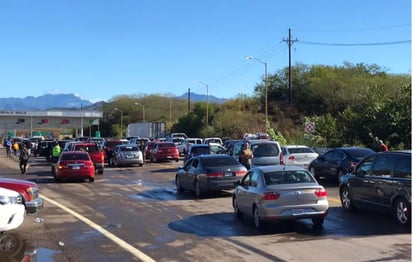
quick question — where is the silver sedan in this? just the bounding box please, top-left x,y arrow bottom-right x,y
232,165 -> 329,229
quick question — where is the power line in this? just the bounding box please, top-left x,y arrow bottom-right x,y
299,40 -> 411,46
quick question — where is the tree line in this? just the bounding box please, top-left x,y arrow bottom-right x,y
100,62 -> 411,150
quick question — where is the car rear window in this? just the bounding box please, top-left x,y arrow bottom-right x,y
61,153 -> 90,161
346,148 -> 374,158
191,147 -> 210,155
252,143 -> 279,157
202,157 -> 238,167
264,170 -> 315,185
75,144 -> 99,152
158,143 -> 176,148
120,146 -> 139,152
287,147 -> 315,154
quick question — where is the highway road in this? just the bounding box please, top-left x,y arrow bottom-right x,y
0,154 -> 410,262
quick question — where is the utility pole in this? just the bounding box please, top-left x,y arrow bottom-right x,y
283,28 -> 298,107
188,88 -> 191,111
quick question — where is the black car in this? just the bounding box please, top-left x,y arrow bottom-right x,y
176,154 -> 248,197
308,147 -> 375,182
339,150 -> 411,226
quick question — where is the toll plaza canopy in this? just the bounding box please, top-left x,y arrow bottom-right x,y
0,109 -> 103,138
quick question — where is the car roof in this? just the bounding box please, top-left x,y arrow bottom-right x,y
252,165 -> 307,172
195,154 -> 232,159
62,151 -> 89,155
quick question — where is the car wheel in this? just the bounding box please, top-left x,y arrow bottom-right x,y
98,168 -> 104,174
195,180 -> 202,197
233,197 -> 242,218
394,198 -> 410,226
312,217 -> 324,227
340,186 -> 355,211
89,178 -> 95,182
337,169 -> 345,182
175,176 -> 184,193
310,167 -> 319,180
253,206 -> 264,230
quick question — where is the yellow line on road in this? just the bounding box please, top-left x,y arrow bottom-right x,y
41,194 -> 156,262
328,197 -> 341,205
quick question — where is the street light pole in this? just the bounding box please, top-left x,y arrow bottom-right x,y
114,108 -> 123,138
194,80 -> 209,126
134,103 -> 145,122
246,56 -> 268,132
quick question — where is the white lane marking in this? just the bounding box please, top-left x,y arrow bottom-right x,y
41,194 -> 156,262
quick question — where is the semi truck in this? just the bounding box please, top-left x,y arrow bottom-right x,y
126,122 -> 166,139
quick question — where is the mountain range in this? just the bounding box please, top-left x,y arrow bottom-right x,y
0,93 -> 227,110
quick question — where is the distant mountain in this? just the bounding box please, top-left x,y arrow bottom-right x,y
0,94 -> 93,110
176,92 -> 228,104
0,92 -> 228,110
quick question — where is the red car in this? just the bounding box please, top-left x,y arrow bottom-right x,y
0,178 -> 43,215
150,142 -> 179,162
66,142 -> 105,174
55,151 -> 95,182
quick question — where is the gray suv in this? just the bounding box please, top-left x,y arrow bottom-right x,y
339,150 -> 411,226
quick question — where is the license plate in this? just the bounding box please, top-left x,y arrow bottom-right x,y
167,156 -> 172,158
224,172 -> 233,177
71,165 -> 80,170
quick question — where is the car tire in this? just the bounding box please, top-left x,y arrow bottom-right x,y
176,176 -> 184,193
195,180 -> 202,197
312,217 -> 324,227
253,206 -> 265,230
233,197 -> 242,218
310,167 -> 319,180
394,198 -> 410,226
340,186 -> 356,211
337,169 -> 345,182
89,178 -> 95,182
98,168 -> 104,174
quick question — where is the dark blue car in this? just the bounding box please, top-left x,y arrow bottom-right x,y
308,147 -> 375,182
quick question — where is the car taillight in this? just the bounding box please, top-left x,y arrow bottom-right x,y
234,170 -> 247,176
315,188 -> 327,197
262,192 -> 280,200
205,172 -> 223,177
289,155 -> 295,161
279,152 -> 284,165
26,187 -> 34,201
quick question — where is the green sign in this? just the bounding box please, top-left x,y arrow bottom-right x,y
95,131 -> 101,138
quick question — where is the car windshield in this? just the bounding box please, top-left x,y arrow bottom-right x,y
202,157 -> 238,167
120,146 -> 139,152
76,145 -> 99,152
61,153 -> 90,161
252,143 -> 279,157
264,170 -> 315,185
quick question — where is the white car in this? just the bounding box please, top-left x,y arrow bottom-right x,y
0,187 -> 25,233
281,145 -> 318,169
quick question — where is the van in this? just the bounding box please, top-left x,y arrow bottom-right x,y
339,150 -> 411,226
227,140 -> 283,168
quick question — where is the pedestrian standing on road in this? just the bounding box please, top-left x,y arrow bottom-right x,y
239,142 -> 253,170
4,138 -> 12,158
19,144 -> 30,174
12,140 -> 19,158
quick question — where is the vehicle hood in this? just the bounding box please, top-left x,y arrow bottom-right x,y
0,178 -> 37,187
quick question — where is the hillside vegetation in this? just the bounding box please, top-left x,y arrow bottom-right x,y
100,62 -> 411,150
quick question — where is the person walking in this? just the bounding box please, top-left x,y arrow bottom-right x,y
4,138 -> 12,158
19,144 -> 30,174
238,142 -> 253,170
377,140 -> 389,152
12,140 -> 19,158
51,141 -> 62,174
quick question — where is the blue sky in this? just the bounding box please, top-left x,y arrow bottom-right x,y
0,0 -> 410,102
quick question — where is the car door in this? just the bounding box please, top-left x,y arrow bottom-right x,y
367,154 -> 397,208
235,172 -> 252,215
236,170 -> 260,217
179,159 -> 194,189
314,150 -> 335,177
187,159 -> 200,190
349,155 -> 375,204
325,150 -> 345,177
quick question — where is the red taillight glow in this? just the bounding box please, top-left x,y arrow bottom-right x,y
262,192 -> 280,200
279,152 -> 284,165
349,162 -> 357,167
234,170 -> 247,176
206,172 -> 223,177
315,188 -> 328,197
288,155 -> 295,161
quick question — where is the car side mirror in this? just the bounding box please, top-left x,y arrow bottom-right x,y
357,170 -> 366,177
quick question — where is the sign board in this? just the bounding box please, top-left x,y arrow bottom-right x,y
305,122 -> 315,133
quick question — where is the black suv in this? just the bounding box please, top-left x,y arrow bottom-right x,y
339,150 -> 411,226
